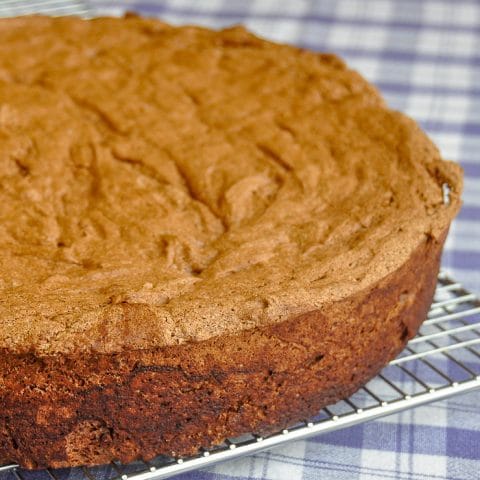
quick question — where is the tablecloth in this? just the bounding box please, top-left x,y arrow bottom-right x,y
0,1 -> 479,479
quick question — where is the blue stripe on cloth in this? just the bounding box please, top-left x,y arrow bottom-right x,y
303,46 -> 480,67
173,473 -> 250,480
447,428 -> 480,460
310,422 -> 450,457
420,121 -> 480,136
446,251 -> 480,270
457,207 -> 480,222
461,163 -> 480,178
376,82 -> 480,98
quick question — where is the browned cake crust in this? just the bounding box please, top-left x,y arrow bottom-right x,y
0,227 -> 446,468
0,15 -> 463,468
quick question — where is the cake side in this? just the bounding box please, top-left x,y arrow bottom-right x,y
0,227 -> 447,469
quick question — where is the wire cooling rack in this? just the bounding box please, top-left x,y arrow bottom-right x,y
0,272 -> 479,480
0,0 -> 92,17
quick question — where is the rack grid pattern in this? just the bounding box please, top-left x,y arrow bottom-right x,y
1,272 -> 479,480
0,0 -> 93,17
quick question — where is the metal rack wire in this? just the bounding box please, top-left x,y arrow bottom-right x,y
0,272 -> 479,480
0,0 -> 92,17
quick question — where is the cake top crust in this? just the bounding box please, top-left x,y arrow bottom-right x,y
0,15 -> 462,355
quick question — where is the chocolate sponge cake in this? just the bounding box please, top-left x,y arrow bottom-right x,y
0,15 -> 462,468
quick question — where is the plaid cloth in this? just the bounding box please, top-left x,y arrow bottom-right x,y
0,1 -> 479,479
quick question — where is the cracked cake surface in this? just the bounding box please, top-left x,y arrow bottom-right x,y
0,15 -> 462,355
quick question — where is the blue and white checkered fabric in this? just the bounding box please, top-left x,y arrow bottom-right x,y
1,1 -> 479,479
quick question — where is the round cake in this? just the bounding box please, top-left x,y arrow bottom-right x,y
0,15 -> 462,468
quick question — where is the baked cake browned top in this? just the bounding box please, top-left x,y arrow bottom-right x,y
0,15 -> 462,355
